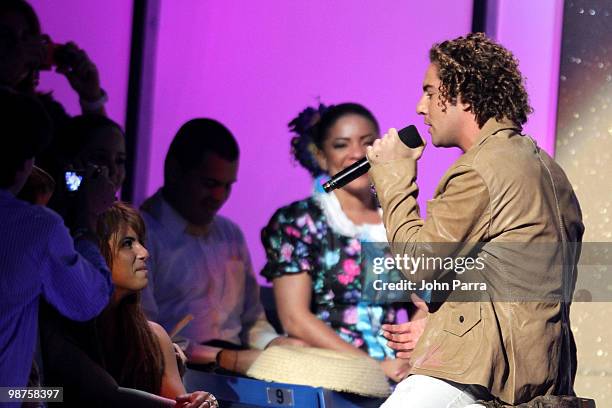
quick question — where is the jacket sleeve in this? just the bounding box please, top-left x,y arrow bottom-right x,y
41,216 -> 112,321
369,159 -> 490,282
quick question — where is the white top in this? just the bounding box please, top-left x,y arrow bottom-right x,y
312,190 -> 388,242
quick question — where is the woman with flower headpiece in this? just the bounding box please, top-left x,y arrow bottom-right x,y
261,103 -> 428,382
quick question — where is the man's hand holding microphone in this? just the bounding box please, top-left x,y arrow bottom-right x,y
322,125 -> 425,193
367,126 -> 426,165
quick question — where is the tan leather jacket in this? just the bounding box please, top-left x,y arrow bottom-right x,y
370,119 -> 584,405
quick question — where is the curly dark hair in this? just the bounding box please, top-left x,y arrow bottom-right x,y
289,103 -> 328,177
429,32 -> 532,128
289,102 -> 379,177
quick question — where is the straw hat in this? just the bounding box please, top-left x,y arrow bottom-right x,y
246,345 -> 391,398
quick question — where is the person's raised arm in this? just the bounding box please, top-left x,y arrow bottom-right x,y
54,42 -> 107,115
41,166 -> 116,320
367,128 -> 490,282
41,213 -> 112,321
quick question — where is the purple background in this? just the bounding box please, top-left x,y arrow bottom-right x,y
144,1 -> 472,277
494,0 -> 564,156
28,1 -> 564,281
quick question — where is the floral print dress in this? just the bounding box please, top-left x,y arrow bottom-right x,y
261,193 -> 404,360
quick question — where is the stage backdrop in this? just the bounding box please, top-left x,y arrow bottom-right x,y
142,1 -> 472,276
26,1 -> 567,283
141,0 -> 566,278
493,0 -> 565,155
554,1 -> 612,404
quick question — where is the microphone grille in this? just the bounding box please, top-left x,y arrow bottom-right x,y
398,125 -> 423,149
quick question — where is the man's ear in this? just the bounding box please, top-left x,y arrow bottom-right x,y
19,158 -> 34,176
314,147 -> 328,173
164,157 -> 182,186
11,158 -> 35,194
458,95 -> 472,112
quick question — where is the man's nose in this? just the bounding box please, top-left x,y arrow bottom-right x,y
210,185 -> 228,202
416,94 -> 428,115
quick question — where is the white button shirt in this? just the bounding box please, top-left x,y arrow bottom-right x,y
140,190 -> 278,349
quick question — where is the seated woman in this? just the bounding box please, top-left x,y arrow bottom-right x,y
261,103 -> 428,382
41,202 -> 217,407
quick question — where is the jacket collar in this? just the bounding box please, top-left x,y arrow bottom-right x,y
142,189 -> 189,236
143,189 -> 217,237
472,117 -> 522,150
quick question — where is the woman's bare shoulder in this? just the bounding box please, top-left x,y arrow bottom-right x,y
148,321 -> 172,346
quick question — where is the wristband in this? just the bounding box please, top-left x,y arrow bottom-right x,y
215,349 -> 223,367
215,349 -> 238,372
79,88 -> 108,111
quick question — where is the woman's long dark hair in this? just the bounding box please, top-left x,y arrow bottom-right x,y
95,202 -> 164,394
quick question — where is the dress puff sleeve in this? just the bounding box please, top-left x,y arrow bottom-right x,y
260,199 -> 323,282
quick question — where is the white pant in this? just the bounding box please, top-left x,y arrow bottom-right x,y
381,375 -> 486,408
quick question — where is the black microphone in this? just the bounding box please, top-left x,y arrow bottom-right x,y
322,125 -> 424,193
